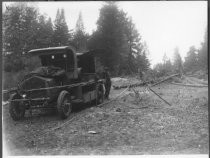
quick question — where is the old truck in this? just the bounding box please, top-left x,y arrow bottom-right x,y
9,46 -> 105,120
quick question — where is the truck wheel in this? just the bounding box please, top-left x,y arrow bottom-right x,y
97,84 -> 104,104
9,93 -> 25,121
57,90 -> 72,119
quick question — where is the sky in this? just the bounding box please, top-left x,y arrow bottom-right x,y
3,1 -> 207,67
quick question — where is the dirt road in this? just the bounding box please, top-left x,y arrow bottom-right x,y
2,76 -> 208,155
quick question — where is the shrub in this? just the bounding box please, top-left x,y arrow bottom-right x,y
3,70 -> 29,90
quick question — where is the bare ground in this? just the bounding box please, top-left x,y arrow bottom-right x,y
2,76 -> 208,155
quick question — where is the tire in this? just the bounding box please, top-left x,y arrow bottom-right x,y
96,84 -> 105,105
57,90 -> 72,119
9,93 -> 25,121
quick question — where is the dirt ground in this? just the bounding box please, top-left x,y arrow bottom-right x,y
2,76 -> 208,155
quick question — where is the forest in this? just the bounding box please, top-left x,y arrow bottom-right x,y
3,2 -> 208,89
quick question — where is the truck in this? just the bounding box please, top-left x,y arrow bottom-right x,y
9,46 -> 105,120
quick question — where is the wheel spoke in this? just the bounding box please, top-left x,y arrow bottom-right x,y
62,97 -> 71,114
57,90 -> 72,119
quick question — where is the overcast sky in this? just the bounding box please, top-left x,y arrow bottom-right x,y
3,1 -> 207,67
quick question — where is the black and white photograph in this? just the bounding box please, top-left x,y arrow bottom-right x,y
2,1 -> 208,156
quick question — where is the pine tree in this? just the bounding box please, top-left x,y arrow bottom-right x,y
173,47 -> 183,74
162,53 -> 173,75
53,8 -> 69,46
162,53 -> 168,65
88,2 -> 123,74
3,2 -> 39,72
46,18 -> 54,46
184,46 -> 198,72
36,15 -> 54,48
153,53 -> 173,77
197,28 -> 207,71
72,12 -> 88,51
3,2 -> 39,55
3,3 -> 23,55
21,5 -> 39,51
88,2 -> 150,75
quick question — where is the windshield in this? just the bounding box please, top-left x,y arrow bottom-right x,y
25,55 -> 42,71
40,52 -> 74,71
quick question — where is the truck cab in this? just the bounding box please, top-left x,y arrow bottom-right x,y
28,46 -> 79,81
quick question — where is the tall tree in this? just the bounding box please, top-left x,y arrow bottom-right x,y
53,8 -> 69,46
3,2 -> 39,55
173,47 -> 183,74
88,2 -> 150,75
3,2 -> 39,72
36,15 -> 54,48
153,53 -> 173,77
88,2 -> 124,74
163,53 -> 173,74
117,13 -> 150,74
162,53 -> 168,65
72,12 -> 88,51
197,28 -> 207,71
135,42 -> 150,74
46,17 -> 54,45
184,46 -> 198,72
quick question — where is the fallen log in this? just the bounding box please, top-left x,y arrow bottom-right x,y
113,80 -> 153,90
150,73 -> 180,87
113,73 -> 179,90
170,82 -> 208,88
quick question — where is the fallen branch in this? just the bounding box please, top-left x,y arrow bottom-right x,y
126,105 -> 149,109
113,81 -> 151,90
97,86 -> 130,107
148,87 -> 172,106
170,82 -> 208,88
44,115 -> 77,132
132,106 -> 149,109
113,73 -> 179,90
150,73 -> 180,87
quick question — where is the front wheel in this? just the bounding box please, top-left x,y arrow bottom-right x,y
57,90 -> 72,119
9,93 -> 26,121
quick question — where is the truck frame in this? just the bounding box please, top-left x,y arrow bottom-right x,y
9,46 -> 105,120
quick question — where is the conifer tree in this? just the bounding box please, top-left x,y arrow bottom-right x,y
88,2 -> 123,74
184,46 -> 198,72
88,2 -> 150,75
3,3 -> 39,55
72,12 -> 88,51
36,15 -> 54,48
173,47 -> 183,74
53,8 -> 69,46
3,3 -> 39,72
197,28 -> 207,71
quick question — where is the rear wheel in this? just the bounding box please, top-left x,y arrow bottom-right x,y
96,84 -> 105,105
9,93 -> 26,121
57,90 -> 72,119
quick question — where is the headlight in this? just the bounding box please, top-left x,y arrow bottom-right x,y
22,94 -> 26,98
